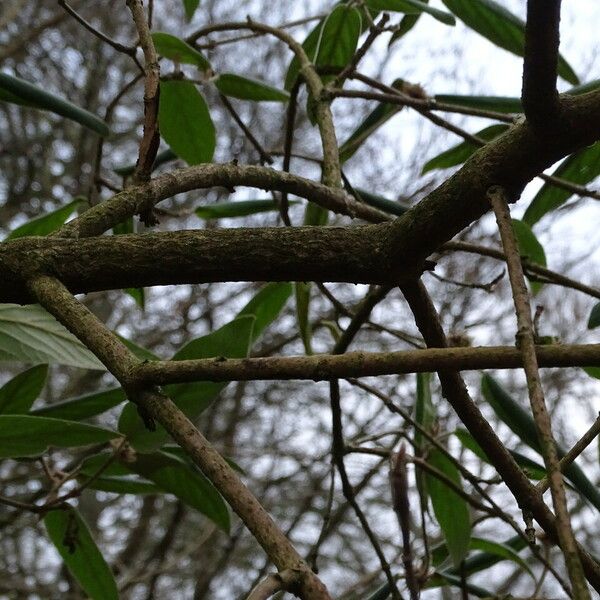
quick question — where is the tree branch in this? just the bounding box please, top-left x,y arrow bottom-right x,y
399,278 -> 600,592
488,185 -> 589,598
522,0 -> 562,127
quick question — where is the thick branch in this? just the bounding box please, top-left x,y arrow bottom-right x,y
522,0 -> 562,127
1,226 -> 403,304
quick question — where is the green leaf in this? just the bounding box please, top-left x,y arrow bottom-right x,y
415,372 -> 435,452
439,0 -> 578,84
118,316 -> 255,451
523,141 -> 600,226
434,94 -> 521,113
388,9 -> 425,46
351,188 -> 410,216
159,80 -> 215,165
215,73 -> 289,102
588,303 -> 600,330
366,0 -> 455,26
295,282 -> 313,355
126,451 -> 230,530
415,372 -> 435,511
119,282 -> 290,451
482,374 -> 600,512
5,198 -> 85,240
113,148 -> 177,178
455,427 -> 548,480
31,388 -> 126,420
426,449 -> 471,566
339,79 -> 405,163
195,199 -> 298,220
237,282 -> 292,342
183,0 -> 200,21
79,475 -> 160,495
426,572 -> 494,597
0,304 -> 105,370
284,5 -> 362,90
44,506 -> 118,600
0,72 -> 110,136
466,537 -> 533,577
0,415 -> 118,458
511,219 -> 547,295
422,124 -> 508,173
0,365 -> 47,414
151,32 -> 211,71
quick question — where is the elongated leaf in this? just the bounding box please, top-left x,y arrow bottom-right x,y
159,80 -> 215,165
339,79 -> 405,163
0,365 -> 47,414
151,32 -> 210,70
120,282 -> 290,450
31,388 -> 126,421
215,73 -> 289,102
44,506 -> 118,600
351,188 -> 410,216
588,303 -> 600,330
440,0 -> 578,84
237,282 -> 292,342
80,475 -> 160,495
455,427 -> 548,481
113,148 -> 177,177
415,372 -> 434,512
5,198 -> 85,240
195,199 -> 298,220
433,536 -> 532,577
367,0 -> 455,25
426,449 -> 471,566
183,0 -> 200,21
511,219 -> 546,295
422,124 -> 508,173
0,304 -> 104,370
426,572 -> 494,597
0,415 -> 118,458
523,141 -> 600,226
434,93 -> 521,113
127,451 -> 230,530
0,73 -> 110,136
482,374 -> 600,512
118,316 -> 255,450
388,2 -> 427,46
284,5 -> 362,90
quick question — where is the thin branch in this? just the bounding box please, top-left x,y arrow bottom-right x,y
522,0 -> 562,127
537,413 -> 600,495
133,342 -> 600,385
27,275 -> 331,600
58,0 -> 138,59
246,570 -> 300,600
399,278 -> 600,592
218,93 -> 273,164
488,186 -> 588,597
126,0 -> 160,185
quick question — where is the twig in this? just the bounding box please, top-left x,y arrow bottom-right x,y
399,278 -> 600,591
390,446 -> 419,600
58,0 -> 139,60
126,0 -> 161,186
487,185 -> 589,599
537,414 -> 600,495
246,570 -> 300,600
280,79 -> 301,226
522,0 -> 562,127
27,274 -> 332,600
218,93 -> 273,164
